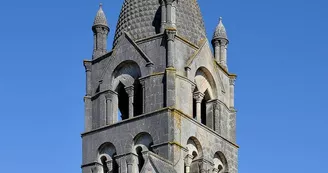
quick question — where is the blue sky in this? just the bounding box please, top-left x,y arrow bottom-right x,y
0,0 -> 327,172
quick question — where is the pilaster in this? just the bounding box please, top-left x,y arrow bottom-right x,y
165,68 -> 176,107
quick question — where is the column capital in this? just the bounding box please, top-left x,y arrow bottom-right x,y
166,29 -> 177,41
220,38 -> 229,46
193,91 -> 205,103
124,86 -> 134,97
212,39 -> 220,47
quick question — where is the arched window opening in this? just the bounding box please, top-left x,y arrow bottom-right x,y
201,90 -> 211,126
201,99 -> 207,125
213,152 -> 228,173
98,143 -> 118,173
112,61 -> 142,122
185,137 -> 203,173
192,151 -> 198,159
194,67 -> 217,129
136,146 -> 144,171
133,132 -> 154,172
193,98 -> 197,119
101,156 -> 109,173
218,165 -> 223,172
133,80 -> 143,117
117,83 -> 129,120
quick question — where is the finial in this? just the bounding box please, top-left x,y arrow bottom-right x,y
219,17 -> 223,21
99,3 -> 103,8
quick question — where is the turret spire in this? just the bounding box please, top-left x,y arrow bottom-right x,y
92,3 -> 110,59
213,17 -> 228,41
212,17 -> 229,69
93,3 -> 108,28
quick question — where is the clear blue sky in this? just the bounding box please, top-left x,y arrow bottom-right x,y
0,0 -> 327,172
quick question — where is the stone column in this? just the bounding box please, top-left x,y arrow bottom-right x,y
83,60 -> 92,96
83,60 -> 93,131
125,86 -> 134,119
213,40 -> 221,63
220,40 -> 228,69
199,160 -> 207,173
166,29 -> 176,68
193,91 -> 205,123
126,154 -> 138,173
105,91 -> 118,125
106,160 -> 113,173
184,154 -> 193,173
160,0 -> 166,32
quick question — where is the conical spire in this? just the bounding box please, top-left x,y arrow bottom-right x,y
93,3 -> 108,27
213,17 -> 228,41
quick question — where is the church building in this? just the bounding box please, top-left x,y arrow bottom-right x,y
82,0 -> 238,173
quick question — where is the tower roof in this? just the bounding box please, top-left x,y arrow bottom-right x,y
93,4 -> 108,27
213,17 -> 228,41
113,0 -> 206,47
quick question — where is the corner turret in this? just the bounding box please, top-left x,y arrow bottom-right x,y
212,17 -> 229,69
92,3 -> 109,59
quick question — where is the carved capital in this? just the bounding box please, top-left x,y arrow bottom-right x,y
220,39 -> 229,46
212,39 -> 220,47
124,86 -> 134,97
166,29 -> 176,41
193,91 -> 205,103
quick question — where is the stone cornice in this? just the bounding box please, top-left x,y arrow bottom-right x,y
139,72 -> 165,81
81,107 -> 239,148
81,107 -> 171,136
91,89 -> 117,101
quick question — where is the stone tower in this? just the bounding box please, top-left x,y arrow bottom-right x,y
82,1 -> 238,173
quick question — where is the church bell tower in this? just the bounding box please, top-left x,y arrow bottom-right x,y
82,1 -> 238,173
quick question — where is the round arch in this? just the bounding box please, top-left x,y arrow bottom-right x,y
186,136 -> 203,159
194,66 -> 217,100
112,60 -> 141,90
213,151 -> 229,172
